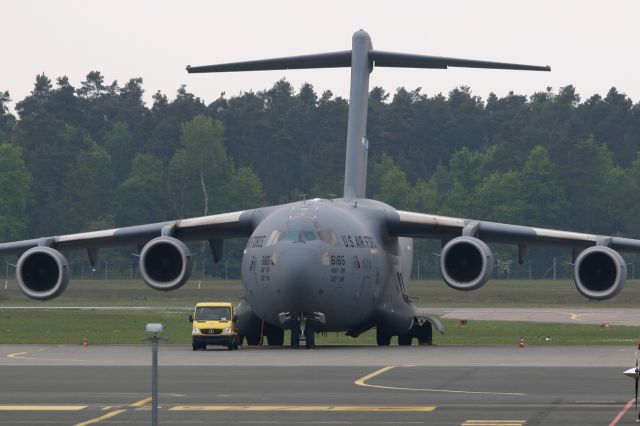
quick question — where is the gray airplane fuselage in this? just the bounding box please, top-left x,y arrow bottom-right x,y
241,197 -> 413,333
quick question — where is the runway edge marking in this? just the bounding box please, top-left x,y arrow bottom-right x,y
355,365 -> 526,396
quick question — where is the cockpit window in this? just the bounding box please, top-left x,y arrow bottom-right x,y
282,231 -> 301,242
318,230 -> 338,246
267,230 -> 322,244
302,231 -> 317,241
265,230 -> 283,247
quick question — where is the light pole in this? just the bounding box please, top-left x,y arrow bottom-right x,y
143,323 -> 167,426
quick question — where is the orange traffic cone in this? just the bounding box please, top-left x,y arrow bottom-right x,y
82,337 -> 88,348
518,337 -> 525,348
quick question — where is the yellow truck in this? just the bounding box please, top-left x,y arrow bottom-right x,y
188,302 -> 239,351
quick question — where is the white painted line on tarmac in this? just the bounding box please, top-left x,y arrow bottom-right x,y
354,365 -> 526,396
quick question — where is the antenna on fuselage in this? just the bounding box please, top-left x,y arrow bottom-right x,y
187,30 -> 550,201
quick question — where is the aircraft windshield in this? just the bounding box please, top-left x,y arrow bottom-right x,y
318,230 -> 338,246
195,306 -> 231,321
281,231 -> 317,242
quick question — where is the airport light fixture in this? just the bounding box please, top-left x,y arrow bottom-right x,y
143,323 -> 168,426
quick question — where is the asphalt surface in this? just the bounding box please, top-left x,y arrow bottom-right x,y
438,307 -> 640,326
1,345 -> 638,425
3,306 -> 639,326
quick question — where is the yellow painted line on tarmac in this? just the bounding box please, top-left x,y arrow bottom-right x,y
170,405 -> 436,412
355,366 -> 526,396
354,365 -> 396,387
0,405 -> 87,411
129,396 -> 152,407
6,350 -> 130,364
74,409 -> 127,426
73,396 -> 150,425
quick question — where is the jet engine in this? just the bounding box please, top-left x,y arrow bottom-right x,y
573,246 -> 625,300
16,247 -> 70,300
139,236 -> 192,291
440,236 -> 493,291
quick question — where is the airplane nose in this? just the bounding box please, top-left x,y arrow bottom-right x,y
277,246 -> 321,311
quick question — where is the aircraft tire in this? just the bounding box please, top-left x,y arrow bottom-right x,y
398,333 -> 412,346
291,323 -> 300,348
415,323 -> 433,345
265,324 -> 285,346
376,328 -> 391,346
245,334 -> 261,346
305,327 -> 315,349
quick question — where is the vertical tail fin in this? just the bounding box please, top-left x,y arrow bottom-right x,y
187,31 -> 550,201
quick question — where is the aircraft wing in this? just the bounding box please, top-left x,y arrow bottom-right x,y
386,209 -> 640,300
386,210 -> 640,253
0,209 -> 259,257
1,207 -> 283,300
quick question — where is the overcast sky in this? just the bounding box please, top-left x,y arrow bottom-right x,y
3,1 -> 639,112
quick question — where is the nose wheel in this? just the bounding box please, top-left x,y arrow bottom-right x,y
289,314 -> 318,349
291,320 -> 301,348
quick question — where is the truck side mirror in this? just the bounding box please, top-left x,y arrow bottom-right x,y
188,315 -> 193,323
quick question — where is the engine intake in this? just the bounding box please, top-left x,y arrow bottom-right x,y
16,247 -> 70,300
573,246 -> 625,300
440,236 -> 493,291
139,236 -> 192,291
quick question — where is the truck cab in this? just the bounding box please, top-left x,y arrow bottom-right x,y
189,302 -> 239,351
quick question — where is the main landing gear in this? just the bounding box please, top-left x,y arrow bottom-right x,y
376,322 -> 433,346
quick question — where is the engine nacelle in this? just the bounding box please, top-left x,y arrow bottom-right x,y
573,246 -> 625,300
16,247 -> 70,300
440,236 -> 493,291
139,236 -> 192,291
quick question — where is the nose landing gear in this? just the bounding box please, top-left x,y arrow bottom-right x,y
279,312 -> 325,349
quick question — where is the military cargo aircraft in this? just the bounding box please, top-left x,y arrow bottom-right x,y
2,30 -> 639,348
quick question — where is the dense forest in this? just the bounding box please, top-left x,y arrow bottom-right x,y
1,72 -> 640,280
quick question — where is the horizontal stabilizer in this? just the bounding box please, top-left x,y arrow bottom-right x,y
187,50 -> 549,74
370,51 -> 550,71
187,51 -> 351,73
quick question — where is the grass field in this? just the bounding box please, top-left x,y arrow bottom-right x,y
1,278 -> 637,346
1,278 -> 640,308
0,310 -> 638,345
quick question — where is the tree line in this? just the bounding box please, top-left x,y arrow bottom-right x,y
1,72 -> 639,279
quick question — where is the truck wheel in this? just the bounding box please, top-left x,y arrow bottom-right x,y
192,345 -> 198,351
227,343 -> 234,351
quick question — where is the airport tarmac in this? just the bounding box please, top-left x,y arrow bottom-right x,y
1,345 -> 638,425
3,306 -> 639,326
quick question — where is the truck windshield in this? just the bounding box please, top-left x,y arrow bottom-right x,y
195,306 -> 231,321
